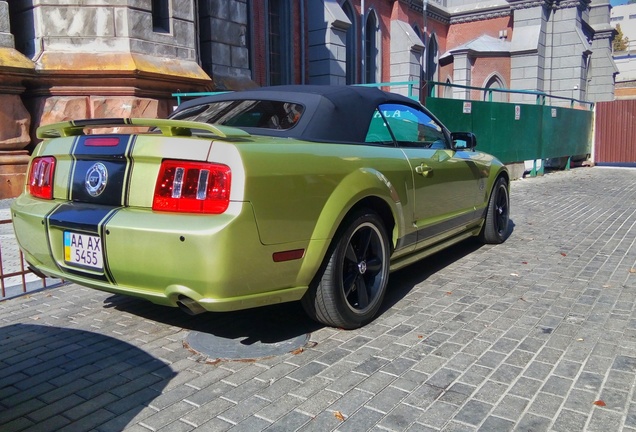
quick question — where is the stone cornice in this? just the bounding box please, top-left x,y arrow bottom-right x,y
404,0 -> 602,29
408,0 -> 512,25
592,28 -> 617,40
408,0 -> 451,25
508,0 -> 590,10
450,8 -> 511,24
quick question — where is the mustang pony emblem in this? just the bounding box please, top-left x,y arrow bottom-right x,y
85,163 -> 108,197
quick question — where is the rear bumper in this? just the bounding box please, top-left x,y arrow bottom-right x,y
11,195 -> 312,311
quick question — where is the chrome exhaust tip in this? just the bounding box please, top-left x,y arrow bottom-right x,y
176,296 -> 207,316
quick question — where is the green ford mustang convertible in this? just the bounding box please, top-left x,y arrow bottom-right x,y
12,85 -> 510,329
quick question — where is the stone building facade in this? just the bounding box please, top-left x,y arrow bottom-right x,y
0,0 -> 617,198
200,0 -> 615,104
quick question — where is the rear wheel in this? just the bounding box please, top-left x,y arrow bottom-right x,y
302,210 -> 390,329
479,177 -> 510,244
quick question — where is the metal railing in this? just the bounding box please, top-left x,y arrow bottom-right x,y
0,217 -> 63,300
427,81 -> 595,110
173,81 -> 593,110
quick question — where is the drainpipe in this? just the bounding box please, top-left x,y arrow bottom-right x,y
361,0 -> 365,83
423,0 -> 428,35
422,0 -> 428,98
194,0 -> 201,66
300,0 -> 306,83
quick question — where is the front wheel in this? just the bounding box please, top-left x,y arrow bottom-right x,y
302,210 -> 390,329
479,177 -> 510,244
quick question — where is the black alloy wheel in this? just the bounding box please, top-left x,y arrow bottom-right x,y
479,177 -> 510,244
302,210 -> 390,329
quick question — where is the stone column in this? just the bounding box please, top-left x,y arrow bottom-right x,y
509,0 -> 549,104
389,20 -> 424,97
452,52 -> 472,100
586,2 -> 617,102
0,0 -> 35,198
307,0 -> 350,85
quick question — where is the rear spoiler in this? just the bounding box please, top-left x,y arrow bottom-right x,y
36,118 -> 251,139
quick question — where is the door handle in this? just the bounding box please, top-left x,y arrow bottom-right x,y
415,164 -> 433,176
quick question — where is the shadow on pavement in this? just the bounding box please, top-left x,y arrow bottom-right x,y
104,293 -> 323,343
0,324 -> 175,431
103,220 -> 517,350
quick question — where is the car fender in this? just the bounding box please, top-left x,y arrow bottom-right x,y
295,167 -> 408,284
484,163 -> 510,203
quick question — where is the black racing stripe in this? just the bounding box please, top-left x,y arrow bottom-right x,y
395,210 -> 483,250
416,210 -> 482,243
48,203 -> 114,233
66,136 -> 81,200
75,134 -> 129,157
123,135 -> 137,207
396,231 -> 418,250
43,203 -> 110,282
69,134 -> 132,205
46,203 -> 118,283
71,160 -> 127,205
71,118 -> 128,127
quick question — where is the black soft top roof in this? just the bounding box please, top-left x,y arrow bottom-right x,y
171,85 -> 426,143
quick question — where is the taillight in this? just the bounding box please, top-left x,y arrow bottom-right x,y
153,160 -> 231,214
28,156 -> 56,199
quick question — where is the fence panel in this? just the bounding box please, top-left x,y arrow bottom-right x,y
595,100 -> 636,166
426,98 -> 593,165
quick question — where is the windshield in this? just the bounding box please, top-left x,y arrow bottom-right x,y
171,100 -> 305,130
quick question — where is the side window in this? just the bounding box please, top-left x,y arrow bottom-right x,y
378,104 -> 448,149
365,109 -> 394,144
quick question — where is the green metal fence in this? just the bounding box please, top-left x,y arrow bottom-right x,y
423,82 -> 594,174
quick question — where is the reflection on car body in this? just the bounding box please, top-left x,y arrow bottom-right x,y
12,85 -> 510,329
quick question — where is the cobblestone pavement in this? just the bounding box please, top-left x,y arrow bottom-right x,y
1,167 -> 636,432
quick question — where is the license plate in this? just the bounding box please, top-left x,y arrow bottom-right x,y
64,231 -> 103,270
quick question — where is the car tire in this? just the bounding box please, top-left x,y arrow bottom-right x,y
479,177 -> 510,244
302,210 -> 390,329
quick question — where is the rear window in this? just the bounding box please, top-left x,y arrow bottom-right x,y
171,100 -> 305,130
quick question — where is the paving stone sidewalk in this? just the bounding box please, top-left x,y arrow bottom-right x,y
1,167 -> 636,432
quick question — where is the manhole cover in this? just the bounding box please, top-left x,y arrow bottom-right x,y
185,331 -> 311,361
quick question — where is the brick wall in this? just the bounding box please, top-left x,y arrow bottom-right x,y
251,1 -> 304,86
446,16 -> 512,48
471,56 -> 511,100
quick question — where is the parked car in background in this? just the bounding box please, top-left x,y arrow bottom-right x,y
12,85 -> 510,329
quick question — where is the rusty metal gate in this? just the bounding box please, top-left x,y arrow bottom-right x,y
0,217 -> 62,299
595,100 -> 636,166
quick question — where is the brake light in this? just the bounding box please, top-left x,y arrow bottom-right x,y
28,156 -> 56,199
84,137 -> 120,147
153,160 -> 231,214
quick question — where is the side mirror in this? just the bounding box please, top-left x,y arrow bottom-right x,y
451,132 -> 477,150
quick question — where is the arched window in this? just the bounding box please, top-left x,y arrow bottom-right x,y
426,34 -> 438,83
365,10 -> 380,83
267,0 -> 292,85
342,1 -> 356,84
484,74 -> 507,102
